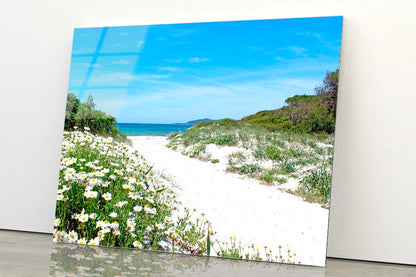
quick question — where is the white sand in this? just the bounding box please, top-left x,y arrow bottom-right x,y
129,136 -> 329,266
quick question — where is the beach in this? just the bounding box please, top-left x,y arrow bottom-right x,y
129,135 -> 329,266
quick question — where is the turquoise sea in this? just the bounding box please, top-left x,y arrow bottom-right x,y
116,123 -> 194,136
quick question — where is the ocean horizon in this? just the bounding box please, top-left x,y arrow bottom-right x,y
116,123 -> 194,136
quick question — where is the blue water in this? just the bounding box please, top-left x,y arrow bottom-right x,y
116,123 -> 194,136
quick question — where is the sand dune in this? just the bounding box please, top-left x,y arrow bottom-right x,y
129,136 -> 329,266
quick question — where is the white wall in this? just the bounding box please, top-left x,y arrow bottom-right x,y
0,0 -> 415,265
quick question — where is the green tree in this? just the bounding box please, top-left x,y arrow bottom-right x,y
63,94 -> 127,142
64,93 -> 80,130
314,69 -> 339,117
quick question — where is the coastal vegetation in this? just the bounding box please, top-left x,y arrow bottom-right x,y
166,69 -> 338,206
55,129 -> 214,253
241,69 -> 339,134
64,93 -> 127,143
54,69 -> 338,262
167,122 -> 333,206
55,129 -> 297,262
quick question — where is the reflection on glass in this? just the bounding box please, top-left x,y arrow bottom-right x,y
49,242 -> 325,277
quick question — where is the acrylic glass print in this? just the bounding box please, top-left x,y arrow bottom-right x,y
54,16 -> 343,267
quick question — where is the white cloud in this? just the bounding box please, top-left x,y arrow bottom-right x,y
157,66 -> 180,72
297,32 -> 325,43
88,72 -> 171,86
297,32 -> 340,51
280,46 -> 308,56
189,57 -> 210,63
245,45 -> 261,51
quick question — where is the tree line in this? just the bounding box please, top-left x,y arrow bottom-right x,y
64,94 -> 127,141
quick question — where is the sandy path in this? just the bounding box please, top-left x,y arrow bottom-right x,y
129,136 -> 329,266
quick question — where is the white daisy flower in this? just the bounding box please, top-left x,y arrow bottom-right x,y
79,213 -> 89,223
63,174 -> 74,183
132,240 -> 143,248
102,192 -> 112,201
96,221 -> 105,229
110,222 -> 119,230
95,171 -> 104,177
101,228 -> 111,234
84,190 -> 98,199
65,168 -> 76,175
155,223 -> 164,230
114,201 -> 127,208
128,191 -> 139,200
67,230 -> 78,242
133,205 -> 143,212
126,219 -> 136,228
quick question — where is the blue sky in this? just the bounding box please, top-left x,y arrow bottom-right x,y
68,16 -> 343,123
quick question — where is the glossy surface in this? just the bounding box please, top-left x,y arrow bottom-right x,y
1,230 -> 415,277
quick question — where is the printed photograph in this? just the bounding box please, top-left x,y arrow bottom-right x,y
54,16 -> 343,266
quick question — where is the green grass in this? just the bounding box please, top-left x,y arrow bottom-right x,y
259,169 -> 288,185
278,159 -> 297,174
167,132 -> 179,139
226,164 -> 262,176
264,145 -> 283,160
297,168 -> 332,205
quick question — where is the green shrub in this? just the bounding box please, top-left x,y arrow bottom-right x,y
279,159 -> 296,174
227,164 -> 262,176
227,152 -> 247,166
64,93 -> 128,142
298,169 -> 332,204
264,145 -> 283,160
288,148 -> 304,158
259,169 -> 278,183
188,144 -> 206,158
168,132 -> 178,139
212,134 -> 236,146
259,169 -> 288,184
276,177 -> 288,184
